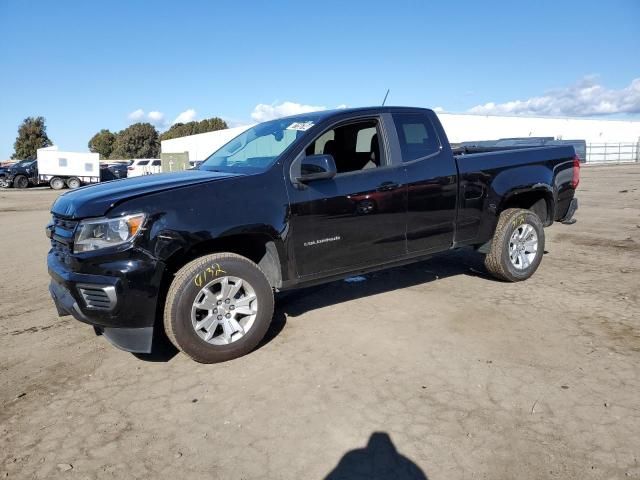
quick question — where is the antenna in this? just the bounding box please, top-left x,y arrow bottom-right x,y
381,89 -> 390,106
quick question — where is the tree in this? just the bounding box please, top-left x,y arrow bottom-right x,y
88,129 -> 116,159
160,117 -> 228,141
111,123 -> 160,159
12,116 -> 53,159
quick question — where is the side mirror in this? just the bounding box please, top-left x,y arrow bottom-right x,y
296,154 -> 337,183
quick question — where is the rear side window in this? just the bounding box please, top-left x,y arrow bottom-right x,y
137,160 -> 149,166
393,113 -> 440,162
152,160 -> 161,166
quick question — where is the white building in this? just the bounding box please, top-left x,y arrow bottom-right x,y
160,125 -> 251,162
437,112 -> 640,144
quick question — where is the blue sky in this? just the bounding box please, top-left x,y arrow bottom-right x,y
0,0 -> 638,158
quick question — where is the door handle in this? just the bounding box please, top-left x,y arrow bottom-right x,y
376,181 -> 400,192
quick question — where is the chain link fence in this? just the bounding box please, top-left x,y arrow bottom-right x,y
586,142 -> 639,164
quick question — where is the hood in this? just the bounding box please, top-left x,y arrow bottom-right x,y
51,170 -> 242,219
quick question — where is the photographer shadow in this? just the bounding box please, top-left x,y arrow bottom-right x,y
325,432 -> 428,480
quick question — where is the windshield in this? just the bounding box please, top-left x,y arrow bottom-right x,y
199,114 -> 323,174
12,160 -> 35,169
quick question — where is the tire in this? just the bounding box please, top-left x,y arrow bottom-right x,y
50,177 -> 65,190
66,177 -> 81,189
13,175 -> 29,189
484,208 -> 545,282
164,253 -> 274,363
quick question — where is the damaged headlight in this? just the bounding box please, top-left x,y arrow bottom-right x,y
74,213 -> 146,253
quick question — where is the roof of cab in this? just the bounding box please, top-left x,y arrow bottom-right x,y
277,106 -> 434,122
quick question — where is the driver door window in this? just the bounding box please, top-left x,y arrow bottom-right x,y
305,120 -> 383,174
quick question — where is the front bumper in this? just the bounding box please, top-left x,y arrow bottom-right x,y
47,250 -> 164,353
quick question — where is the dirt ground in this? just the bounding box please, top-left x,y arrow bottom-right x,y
1,165 -> 639,480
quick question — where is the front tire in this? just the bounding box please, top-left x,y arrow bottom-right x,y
13,175 -> 29,189
484,208 -> 545,282
164,253 -> 274,363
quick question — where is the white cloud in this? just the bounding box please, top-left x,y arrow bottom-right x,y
173,108 -> 197,124
128,108 -> 145,121
468,76 -> 640,117
147,111 -> 165,123
433,106 -> 445,113
250,101 -> 329,122
127,109 -> 166,127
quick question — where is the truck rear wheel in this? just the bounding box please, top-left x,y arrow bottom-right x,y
66,177 -> 81,189
164,253 -> 274,363
13,175 -> 29,189
50,177 -> 65,190
484,208 -> 545,282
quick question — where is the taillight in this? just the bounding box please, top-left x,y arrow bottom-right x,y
571,155 -> 580,189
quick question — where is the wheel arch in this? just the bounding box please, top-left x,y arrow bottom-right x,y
162,232 -> 284,290
498,186 -> 555,226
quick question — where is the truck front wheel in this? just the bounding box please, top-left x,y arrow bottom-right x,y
13,175 -> 29,189
484,208 -> 545,282
164,253 -> 275,363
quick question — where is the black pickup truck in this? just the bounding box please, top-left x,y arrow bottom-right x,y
5,160 -> 42,188
47,107 -> 579,363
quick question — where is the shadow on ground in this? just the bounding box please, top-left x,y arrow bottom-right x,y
135,248 -> 488,363
325,432 -> 428,479
278,247 -> 488,318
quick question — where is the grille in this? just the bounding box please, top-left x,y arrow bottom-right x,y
77,285 -> 117,310
50,215 -> 78,257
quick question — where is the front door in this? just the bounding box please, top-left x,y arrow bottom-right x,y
286,117 -> 407,278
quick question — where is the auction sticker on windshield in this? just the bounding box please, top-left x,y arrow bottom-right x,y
286,121 -> 314,131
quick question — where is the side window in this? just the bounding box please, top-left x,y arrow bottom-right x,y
152,160 -> 161,166
306,120 -> 383,174
393,113 -> 440,162
313,130 -> 334,155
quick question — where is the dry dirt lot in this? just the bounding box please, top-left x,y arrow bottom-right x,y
1,165 -> 639,480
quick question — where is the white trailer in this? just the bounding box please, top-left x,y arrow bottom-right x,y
37,146 -> 101,190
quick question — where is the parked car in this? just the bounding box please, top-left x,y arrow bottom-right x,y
6,160 -> 47,188
46,107 -> 579,363
100,163 -> 129,181
0,165 -> 11,188
127,159 -> 162,177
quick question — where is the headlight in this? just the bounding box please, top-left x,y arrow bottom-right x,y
74,213 -> 146,253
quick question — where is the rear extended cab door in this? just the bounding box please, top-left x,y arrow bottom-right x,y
387,110 -> 458,253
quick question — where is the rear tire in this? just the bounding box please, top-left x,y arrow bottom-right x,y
484,208 -> 545,282
66,177 -> 81,189
50,177 -> 65,190
13,175 -> 29,189
164,253 -> 274,363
